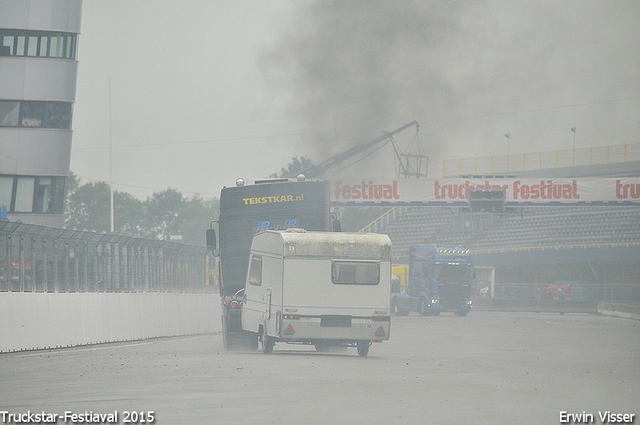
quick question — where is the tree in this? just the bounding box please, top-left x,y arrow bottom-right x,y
144,188 -> 185,240
65,173 -> 221,245
115,191 -> 145,237
65,172 -> 81,203
179,195 -> 220,245
65,180 -> 111,232
269,156 -> 314,178
65,178 -> 146,235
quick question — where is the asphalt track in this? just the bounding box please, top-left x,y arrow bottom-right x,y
0,311 -> 638,425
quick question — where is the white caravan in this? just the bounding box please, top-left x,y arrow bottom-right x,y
242,229 -> 392,356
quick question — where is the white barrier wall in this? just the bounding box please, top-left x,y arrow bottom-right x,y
0,292 -> 221,352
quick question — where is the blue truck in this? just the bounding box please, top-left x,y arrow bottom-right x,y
391,244 -> 473,316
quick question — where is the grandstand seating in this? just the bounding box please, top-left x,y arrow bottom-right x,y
374,160 -> 640,260
377,205 -> 640,259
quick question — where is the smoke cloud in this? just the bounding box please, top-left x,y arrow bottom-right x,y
261,0 -> 640,178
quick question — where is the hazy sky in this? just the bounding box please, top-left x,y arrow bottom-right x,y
71,0 -> 640,199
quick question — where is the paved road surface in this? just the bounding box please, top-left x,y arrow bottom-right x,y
1,312 -> 638,425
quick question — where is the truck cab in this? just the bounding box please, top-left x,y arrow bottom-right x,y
391,245 -> 473,316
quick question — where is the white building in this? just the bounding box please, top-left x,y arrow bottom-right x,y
0,0 -> 82,227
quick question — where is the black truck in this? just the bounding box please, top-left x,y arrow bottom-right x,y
206,177 -> 336,349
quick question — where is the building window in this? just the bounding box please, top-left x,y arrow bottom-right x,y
0,30 -> 77,60
0,177 -> 13,207
39,36 -> 48,57
27,36 -> 38,56
0,100 -> 72,129
14,177 -> 35,212
0,101 -> 20,126
0,176 -> 65,215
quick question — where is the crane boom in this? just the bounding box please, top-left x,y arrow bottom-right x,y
304,121 -> 419,178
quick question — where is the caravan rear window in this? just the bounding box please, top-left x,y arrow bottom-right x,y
248,256 -> 262,286
331,261 -> 379,285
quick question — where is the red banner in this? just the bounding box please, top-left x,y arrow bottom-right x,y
330,178 -> 640,205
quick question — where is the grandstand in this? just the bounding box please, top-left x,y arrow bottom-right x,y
364,154 -> 640,302
383,204 -> 640,256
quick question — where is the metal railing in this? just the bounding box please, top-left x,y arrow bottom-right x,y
0,221 -> 214,293
442,143 -> 640,176
359,207 -> 407,233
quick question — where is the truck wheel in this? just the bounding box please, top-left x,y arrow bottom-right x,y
356,342 -> 370,357
391,299 -> 403,316
392,299 -> 409,316
222,328 -> 228,350
419,297 -> 428,316
222,327 -> 233,351
261,329 -> 274,354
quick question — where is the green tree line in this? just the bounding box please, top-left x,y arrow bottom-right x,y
65,173 -> 219,246
65,156 -> 389,244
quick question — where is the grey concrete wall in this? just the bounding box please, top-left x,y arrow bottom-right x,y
598,302 -> 640,321
473,297 -> 640,320
0,292 -> 221,352
472,297 -> 599,313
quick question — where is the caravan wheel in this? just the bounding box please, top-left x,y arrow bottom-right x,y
261,328 -> 274,354
356,342 -> 370,357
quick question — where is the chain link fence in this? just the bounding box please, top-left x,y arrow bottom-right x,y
0,221 -> 214,293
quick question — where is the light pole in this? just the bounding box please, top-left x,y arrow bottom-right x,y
505,133 -> 511,172
571,127 -> 576,166
109,78 -> 114,233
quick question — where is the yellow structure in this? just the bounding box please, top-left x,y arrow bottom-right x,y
442,143 -> 639,177
392,265 -> 409,290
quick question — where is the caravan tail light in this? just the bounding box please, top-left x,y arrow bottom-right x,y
283,314 -> 300,319
372,316 -> 390,322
